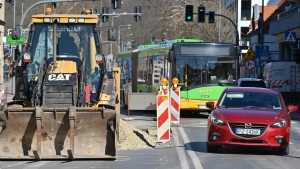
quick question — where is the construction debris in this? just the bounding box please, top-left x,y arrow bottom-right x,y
118,120 -> 156,150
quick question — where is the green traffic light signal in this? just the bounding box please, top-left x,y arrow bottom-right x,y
185,5 -> 193,22
208,11 -> 215,23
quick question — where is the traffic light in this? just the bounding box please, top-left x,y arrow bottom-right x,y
6,0 -> 15,5
151,36 -> 155,44
101,7 -> 109,23
185,5 -> 193,22
208,11 -> 215,23
108,27 -> 117,41
112,0 -> 122,9
134,6 -> 142,22
131,40 -> 135,48
198,6 -> 205,23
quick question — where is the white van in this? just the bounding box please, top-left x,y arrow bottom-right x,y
237,78 -> 267,88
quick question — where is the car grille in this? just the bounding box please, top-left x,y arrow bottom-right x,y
230,139 -> 266,144
228,123 -> 268,138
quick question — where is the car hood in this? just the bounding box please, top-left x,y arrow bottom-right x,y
214,108 -> 286,123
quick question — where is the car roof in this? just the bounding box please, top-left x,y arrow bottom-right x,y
225,87 -> 279,94
238,78 -> 263,82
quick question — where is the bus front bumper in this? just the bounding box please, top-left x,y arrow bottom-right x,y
180,99 -> 218,111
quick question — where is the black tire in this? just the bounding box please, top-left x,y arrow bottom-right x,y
206,142 -> 219,153
278,146 -> 289,156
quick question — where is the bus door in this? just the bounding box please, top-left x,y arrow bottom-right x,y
146,56 -> 153,93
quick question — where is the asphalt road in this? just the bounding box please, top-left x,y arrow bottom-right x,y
1,106 -> 300,169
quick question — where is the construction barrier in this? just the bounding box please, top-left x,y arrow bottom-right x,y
156,80 -> 170,143
170,87 -> 180,125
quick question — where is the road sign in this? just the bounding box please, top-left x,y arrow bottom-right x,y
245,59 -> 255,70
285,32 -> 296,43
255,45 -> 269,67
244,48 -> 255,60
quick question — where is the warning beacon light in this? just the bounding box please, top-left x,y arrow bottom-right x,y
160,78 -> 168,86
172,77 -> 179,88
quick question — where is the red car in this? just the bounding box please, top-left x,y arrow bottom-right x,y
206,87 -> 298,155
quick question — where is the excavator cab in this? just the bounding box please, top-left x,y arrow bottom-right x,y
0,9 -> 120,160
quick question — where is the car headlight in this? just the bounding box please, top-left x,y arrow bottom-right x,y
210,115 -> 226,125
271,119 -> 286,128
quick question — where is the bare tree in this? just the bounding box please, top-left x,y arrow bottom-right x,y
147,0 -> 237,43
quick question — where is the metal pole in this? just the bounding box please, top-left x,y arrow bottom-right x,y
122,37 -> 124,52
22,0 -> 24,16
13,3 -> 15,27
100,0 -> 102,42
236,0 -> 239,79
44,0 -> 45,13
12,3 -> 16,94
218,1 -> 221,42
118,25 -> 121,53
260,0 -> 264,78
261,0 -> 264,46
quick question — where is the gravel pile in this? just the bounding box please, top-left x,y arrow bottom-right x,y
118,119 -> 157,150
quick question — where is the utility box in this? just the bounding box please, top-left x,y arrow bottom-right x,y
108,27 -> 117,41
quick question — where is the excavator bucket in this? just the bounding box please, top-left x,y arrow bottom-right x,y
0,68 -> 121,160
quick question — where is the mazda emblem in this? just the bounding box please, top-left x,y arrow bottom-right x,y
245,123 -> 252,128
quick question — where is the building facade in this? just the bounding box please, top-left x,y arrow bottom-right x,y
270,0 -> 300,62
225,0 -> 282,78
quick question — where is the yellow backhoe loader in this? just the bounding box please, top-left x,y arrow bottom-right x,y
0,8 -> 120,160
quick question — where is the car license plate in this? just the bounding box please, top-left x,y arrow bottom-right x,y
198,105 -> 207,109
235,128 -> 260,135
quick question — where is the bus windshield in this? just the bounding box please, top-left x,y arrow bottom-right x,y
174,56 -> 236,88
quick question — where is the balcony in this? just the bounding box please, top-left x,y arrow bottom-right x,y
270,7 -> 300,35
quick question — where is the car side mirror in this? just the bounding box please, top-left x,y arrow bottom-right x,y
206,101 -> 215,110
288,105 -> 298,113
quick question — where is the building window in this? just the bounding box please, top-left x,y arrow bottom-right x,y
241,27 -> 250,46
241,0 -> 251,21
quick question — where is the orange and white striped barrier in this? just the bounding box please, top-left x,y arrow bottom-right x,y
170,87 -> 180,125
156,78 -> 170,143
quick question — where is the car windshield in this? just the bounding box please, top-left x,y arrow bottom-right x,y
218,92 -> 282,109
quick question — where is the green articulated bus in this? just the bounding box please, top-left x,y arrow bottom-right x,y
117,39 -> 240,111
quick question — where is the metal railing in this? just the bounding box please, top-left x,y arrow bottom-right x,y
271,6 -> 300,22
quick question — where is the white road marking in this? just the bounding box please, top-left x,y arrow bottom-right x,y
24,161 -> 50,168
178,127 -> 204,169
0,162 -> 27,169
172,128 -> 189,169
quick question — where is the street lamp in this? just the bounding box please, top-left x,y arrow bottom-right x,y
122,34 -> 133,52
118,24 -> 131,53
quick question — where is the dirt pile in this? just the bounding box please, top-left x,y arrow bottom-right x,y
118,119 -> 156,150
